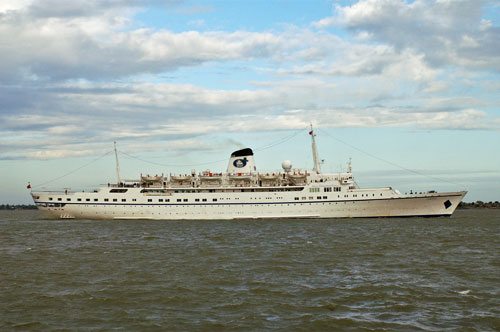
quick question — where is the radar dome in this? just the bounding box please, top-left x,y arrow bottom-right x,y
282,160 -> 292,171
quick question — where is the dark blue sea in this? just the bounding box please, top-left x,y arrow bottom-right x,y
1,209 -> 499,331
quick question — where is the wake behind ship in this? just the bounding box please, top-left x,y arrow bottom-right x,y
30,127 -> 466,220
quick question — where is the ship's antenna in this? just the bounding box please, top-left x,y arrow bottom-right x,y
309,124 -> 321,174
114,141 -> 122,185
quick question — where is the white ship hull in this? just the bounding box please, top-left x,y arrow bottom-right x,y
31,187 -> 466,220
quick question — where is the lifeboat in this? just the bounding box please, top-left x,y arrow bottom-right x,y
341,178 -> 354,185
170,174 -> 192,181
287,171 -> 307,179
200,172 -> 223,182
258,173 -> 280,180
229,172 -> 252,180
141,174 -> 164,181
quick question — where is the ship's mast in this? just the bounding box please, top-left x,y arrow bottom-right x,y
309,124 -> 321,174
114,141 -> 122,185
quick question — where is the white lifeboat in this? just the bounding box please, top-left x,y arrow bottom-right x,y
170,174 -> 192,181
141,174 -> 164,181
258,172 -> 280,180
341,178 -> 353,185
288,171 -> 307,179
200,172 -> 223,181
229,172 -> 252,180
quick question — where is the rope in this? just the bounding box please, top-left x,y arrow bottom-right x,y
317,128 -> 467,189
119,127 -> 307,168
32,150 -> 114,188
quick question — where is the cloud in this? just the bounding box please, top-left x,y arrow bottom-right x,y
314,0 -> 500,71
0,0 -> 498,162
1,77 -> 498,161
0,2 -> 290,83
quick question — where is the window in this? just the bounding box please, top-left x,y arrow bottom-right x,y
324,187 -> 332,192
317,196 -> 322,199
294,197 -> 299,200
177,199 -> 181,202
195,198 -> 200,202
122,199 -> 126,202
213,198 -> 217,202
148,199 -> 153,202
159,199 -> 163,202
165,199 -> 169,202
113,198 -> 118,202
49,197 -> 53,201
66,198 -> 71,201
202,199 -> 207,202
58,198 -> 62,201
94,198 -> 98,202
109,189 -> 128,193
86,198 -> 90,202
334,187 -> 341,192
104,198 -> 109,202
183,199 -> 188,202
323,196 -> 327,199
77,198 -> 82,202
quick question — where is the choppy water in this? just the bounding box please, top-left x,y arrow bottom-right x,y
1,209 -> 499,331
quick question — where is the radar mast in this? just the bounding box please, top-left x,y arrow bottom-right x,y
309,124 -> 321,174
114,141 -> 122,185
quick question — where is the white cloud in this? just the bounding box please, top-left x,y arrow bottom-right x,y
0,0 -> 498,162
315,0 -> 500,71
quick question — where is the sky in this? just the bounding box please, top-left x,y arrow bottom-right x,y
1,0 -> 499,204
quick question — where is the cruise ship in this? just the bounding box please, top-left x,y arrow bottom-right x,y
30,127 -> 466,219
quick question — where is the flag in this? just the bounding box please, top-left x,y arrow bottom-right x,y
309,130 -> 313,135
27,183 -> 31,189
